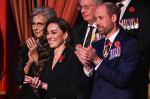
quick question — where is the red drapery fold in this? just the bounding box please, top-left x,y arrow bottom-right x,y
0,0 -> 20,98
0,0 -> 7,92
45,0 -> 80,26
10,0 -> 32,45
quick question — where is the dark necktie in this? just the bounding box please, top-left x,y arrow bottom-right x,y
84,26 -> 94,47
103,39 -> 111,59
118,3 -> 124,12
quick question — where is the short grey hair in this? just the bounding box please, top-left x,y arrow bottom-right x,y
79,0 -> 104,4
30,6 -> 57,22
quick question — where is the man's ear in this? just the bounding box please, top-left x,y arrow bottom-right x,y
111,14 -> 117,23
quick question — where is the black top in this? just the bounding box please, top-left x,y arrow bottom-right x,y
41,48 -> 83,99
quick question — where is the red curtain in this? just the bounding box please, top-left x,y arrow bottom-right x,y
0,0 -> 7,93
0,0 -> 19,98
10,0 -> 32,45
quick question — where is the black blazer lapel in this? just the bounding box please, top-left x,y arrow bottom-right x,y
92,39 -> 105,59
52,48 -> 68,71
122,1 -> 136,19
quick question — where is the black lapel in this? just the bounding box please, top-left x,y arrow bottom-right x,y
122,1 -> 135,19
51,48 -> 68,71
92,38 -> 105,59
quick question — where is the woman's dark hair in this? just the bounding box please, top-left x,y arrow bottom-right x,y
43,17 -> 75,50
34,38 -> 51,77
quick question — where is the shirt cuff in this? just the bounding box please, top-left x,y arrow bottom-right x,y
83,67 -> 93,77
94,59 -> 103,70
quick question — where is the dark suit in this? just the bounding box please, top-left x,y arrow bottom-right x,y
84,29 -> 140,99
120,0 -> 150,84
72,20 -> 88,45
41,48 -> 83,99
119,1 -> 150,98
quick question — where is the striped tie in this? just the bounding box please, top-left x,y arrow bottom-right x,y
84,26 -> 94,47
103,39 -> 111,59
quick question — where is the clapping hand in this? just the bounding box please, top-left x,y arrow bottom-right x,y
75,44 -> 100,71
75,44 -> 92,71
24,75 -> 48,90
27,37 -> 38,64
24,75 -> 41,89
27,37 -> 38,54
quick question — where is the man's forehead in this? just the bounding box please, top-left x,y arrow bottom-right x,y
95,6 -> 107,16
96,5 -> 106,12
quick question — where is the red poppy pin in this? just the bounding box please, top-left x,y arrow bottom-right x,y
59,55 -> 64,62
115,41 -> 120,47
129,7 -> 135,12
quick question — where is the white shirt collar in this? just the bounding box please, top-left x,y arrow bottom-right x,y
106,29 -> 120,43
88,23 -> 97,28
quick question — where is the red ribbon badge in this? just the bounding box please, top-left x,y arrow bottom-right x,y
115,41 -> 120,47
129,7 -> 135,12
59,55 -> 64,62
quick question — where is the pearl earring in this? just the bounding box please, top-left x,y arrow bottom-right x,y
64,39 -> 65,44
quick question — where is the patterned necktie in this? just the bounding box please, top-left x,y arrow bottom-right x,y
84,26 -> 94,47
103,39 -> 112,59
118,3 -> 124,12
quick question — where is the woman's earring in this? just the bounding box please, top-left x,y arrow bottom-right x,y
64,39 -> 65,44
